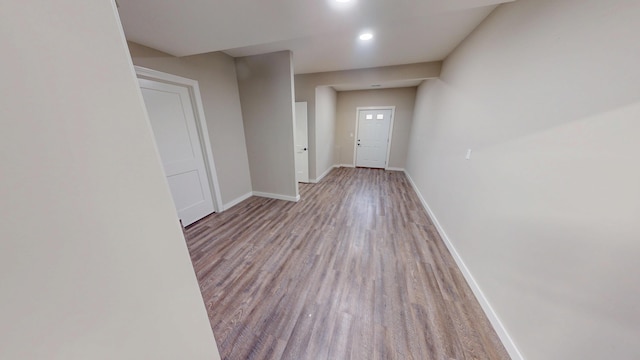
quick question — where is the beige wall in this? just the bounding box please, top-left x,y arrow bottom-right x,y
0,1 -> 219,359
295,62 -> 441,179
314,86 -> 337,180
336,88 -> 417,168
405,0 -> 640,358
127,42 -> 252,207
236,51 -> 298,199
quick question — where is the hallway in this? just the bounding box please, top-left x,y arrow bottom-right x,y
185,168 -> 509,359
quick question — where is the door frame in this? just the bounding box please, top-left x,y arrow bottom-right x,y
352,106 -> 396,169
135,66 -> 224,213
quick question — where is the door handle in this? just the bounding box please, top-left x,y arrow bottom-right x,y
303,148 -> 307,151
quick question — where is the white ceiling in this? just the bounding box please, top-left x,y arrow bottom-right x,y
118,0 -> 513,75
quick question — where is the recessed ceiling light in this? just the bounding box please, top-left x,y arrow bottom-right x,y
329,0 -> 355,11
359,33 -> 373,41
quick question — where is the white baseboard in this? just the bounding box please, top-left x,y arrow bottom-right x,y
340,164 -> 401,171
253,191 -> 300,202
310,165 -> 337,183
403,170 -> 524,360
222,192 -> 253,211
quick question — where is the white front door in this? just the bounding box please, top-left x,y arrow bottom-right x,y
295,102 -> 309,183
355,109 -> 393,168
139,79 -> 215,226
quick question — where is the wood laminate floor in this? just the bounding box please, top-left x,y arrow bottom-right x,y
184,167 -> 510,360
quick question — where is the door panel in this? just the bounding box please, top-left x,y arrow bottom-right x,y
140,89 -> 196,164
139,79 -> 214,226
355,109 -> 393,168
166,171 -> 205,210
295,102 -> 309,182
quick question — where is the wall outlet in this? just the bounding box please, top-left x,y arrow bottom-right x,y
465,148 -> 472,160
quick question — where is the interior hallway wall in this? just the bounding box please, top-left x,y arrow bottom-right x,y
236,51 -> 298,200
405,0 -> 640,358
1,1 -> 220,359
314,86 -> 338,180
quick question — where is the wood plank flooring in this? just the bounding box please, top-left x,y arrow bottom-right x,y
184,167 -> 510,360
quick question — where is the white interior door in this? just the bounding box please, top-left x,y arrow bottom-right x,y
139,78 -> 214,226
355,109 -> 393,168
295,102 -> 309,183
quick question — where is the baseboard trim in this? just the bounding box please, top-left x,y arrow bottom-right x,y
222,192 -> 253,211
403,170 -> 524,360
253,191 -> 300,202
339,164 -> 356,168
385,167 -> 405,172
310,165 -> 337,183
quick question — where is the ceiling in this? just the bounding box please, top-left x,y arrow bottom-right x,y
118,0 -> 514,75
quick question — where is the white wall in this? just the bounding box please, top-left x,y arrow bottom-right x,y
405,0 -> 640,358
0,1 -> 220,359
127,42 -> 253,208
314,86 -> 337,180
236,51 -> 298,200
335,87 -> 417,168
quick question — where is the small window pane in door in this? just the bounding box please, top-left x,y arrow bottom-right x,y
377,114 -> 384,119
366,114 -> 373,119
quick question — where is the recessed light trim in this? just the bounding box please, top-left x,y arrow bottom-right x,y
359,33 -> 373,41
335,0 -> 351,2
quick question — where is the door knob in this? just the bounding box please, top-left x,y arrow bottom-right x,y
303,148 -> 307,151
